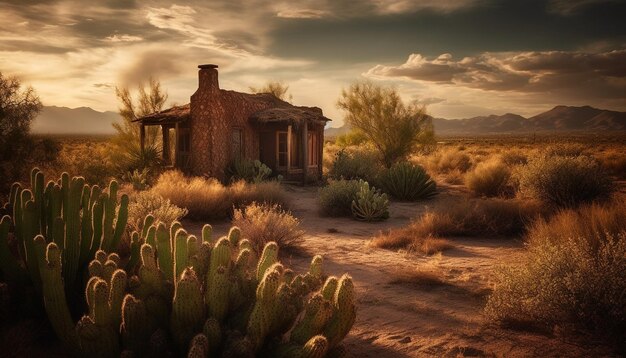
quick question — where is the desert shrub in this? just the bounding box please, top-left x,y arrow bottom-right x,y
373,199 -> 542,249
124,168 -> 150,191
486,203 -> 626,348
318,179 -> 360,217
517,155 -> 613,208
426,148 -> 472,174
55,141 -> 117,187
465,159 -> 511,197
225,158 -> 273,183
378,162 -> 437,201
127,190 -> 187,233
229,180 -> 289,209
232,202 -> 304,252
328,147 -> 383,184
373,228 -> 453,254
526,199 -> 626,249
545,142 -> 587,157
351,180 -> 389,222
500,150 -> 528,166
335,130 -> 368,147
596,151 -> 626,178
152,170 -> 288,220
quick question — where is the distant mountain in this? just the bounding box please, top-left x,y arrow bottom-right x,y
32,106 -> 121,135
324,124 -> 351,138
431,105 -> 626,134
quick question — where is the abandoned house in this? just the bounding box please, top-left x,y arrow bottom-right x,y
135,64 -> 331,183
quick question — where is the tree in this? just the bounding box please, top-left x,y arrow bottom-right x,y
250,81 -> 293,102
337,81 -> 433,167
111,78 -> 168,173
0,72 -> 43,193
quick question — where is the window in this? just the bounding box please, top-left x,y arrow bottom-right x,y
277,131 -> 288,168
231,128 -> 243,161
308,131 -> 319,166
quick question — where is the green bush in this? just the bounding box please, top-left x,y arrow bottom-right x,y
351,180 -> 389,222
225,158 -> 273,183
517,155 -> 613,208
318,180 -> 360,217
328,147 -> 382,184
486,202 -> 626,349
379,162 -> 437,201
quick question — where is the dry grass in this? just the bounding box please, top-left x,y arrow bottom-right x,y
526,199 -> 626,249
465,158 -> 512,197
374,198 -> 544,250
232,202 -> 304,252
151,170 -> 288,220
425,148 -> 472,174
127,190 -> 188,233
373,228 -> 453,255
596,150 -> 626,178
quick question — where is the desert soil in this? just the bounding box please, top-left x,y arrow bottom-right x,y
185,184 -> 616,358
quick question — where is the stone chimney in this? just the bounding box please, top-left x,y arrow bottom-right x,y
197,64 -> 219,94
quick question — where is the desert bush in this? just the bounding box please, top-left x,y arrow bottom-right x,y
225,158 -> 273,183
55,141 -> 117,187
517,155 -> 613,208
500,150 -> 528,166
351,180 -> 389,222
373,198 -> 542,249
465,159 -> 511,197
526,199 -> 626,249
151,170 -> 288,220
232,202 -> 304,252
545,142 -> 587,157
127,190 -> 187,233
335,130 -> 368,147
373,229 -> 453,255
328,147 -> 383,184
379,162 -> 437,201
124,168 -> 150,191
426,148 -> 472,174
318,179 -> 360,217
596,151 -> 626,178
486,203 -> 626,348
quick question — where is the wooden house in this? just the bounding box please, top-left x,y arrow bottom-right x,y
135,64 -> 331,183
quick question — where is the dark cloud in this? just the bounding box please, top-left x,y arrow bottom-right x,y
367,50 -> 626,101
118,50 -> 184,85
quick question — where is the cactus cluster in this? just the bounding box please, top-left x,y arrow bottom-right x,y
0,168 -> 129,291
351,180 -> 390,222
37,218 -> 356,357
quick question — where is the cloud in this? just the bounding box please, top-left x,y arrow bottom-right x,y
547,0 -> 619,15
366,50 -> 626,101
118,50 -> 183,85
413,97 -> 446,105
276,9 -> 329,19
105,34 -> 143,42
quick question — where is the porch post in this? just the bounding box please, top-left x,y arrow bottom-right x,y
139,123 -> 146,154
174,122 -> 180,167
302,121 -> 308,185
287,125 -> 292,172
162,125 -> 170,165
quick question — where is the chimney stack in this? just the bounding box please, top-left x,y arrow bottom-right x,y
198,64 -> 219,94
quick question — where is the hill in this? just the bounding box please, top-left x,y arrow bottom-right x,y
32,106 -> 121,135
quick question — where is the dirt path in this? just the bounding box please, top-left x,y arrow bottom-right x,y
185,185 -> 614,358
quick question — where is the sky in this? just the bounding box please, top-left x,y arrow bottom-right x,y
1,0 -> 625,127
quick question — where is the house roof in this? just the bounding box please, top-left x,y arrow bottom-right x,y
135,92 -> 331,126
133,103 -> 190,125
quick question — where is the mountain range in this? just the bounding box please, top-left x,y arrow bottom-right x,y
32,106 -> 120,135
32,105 -> 626,136
325,105 -> 626,137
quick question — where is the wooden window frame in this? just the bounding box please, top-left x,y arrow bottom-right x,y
231,127 -> 244,161
276,131 -> 288,169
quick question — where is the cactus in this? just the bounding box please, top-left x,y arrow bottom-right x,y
323,274 -> 357,349
351,180 -> 390,222
379,162 -> 437,201
187,334 -> 209,358
171,268 -> 205,350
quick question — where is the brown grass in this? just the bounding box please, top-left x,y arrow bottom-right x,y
232,202 -> 304,252
464,158 -> 512,197
151,170 -> 288,220
374,198 -> 544,250
389,268 -> 449,288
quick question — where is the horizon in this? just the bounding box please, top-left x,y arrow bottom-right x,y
2,0 -> 626,128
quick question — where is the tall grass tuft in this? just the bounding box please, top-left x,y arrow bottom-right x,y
232,202 -> 304,252
465,158 -> 511,197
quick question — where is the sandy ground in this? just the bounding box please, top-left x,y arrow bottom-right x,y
184,184 -> 616,358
